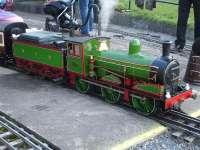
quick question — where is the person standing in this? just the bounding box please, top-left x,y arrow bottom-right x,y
79,0 -> 94,36
0,0 -> 6,9
175,0 -> 200,52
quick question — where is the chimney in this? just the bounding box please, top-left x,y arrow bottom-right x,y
162,40 -> 172,58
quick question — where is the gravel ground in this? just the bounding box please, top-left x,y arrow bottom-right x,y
131,132 -> 200,150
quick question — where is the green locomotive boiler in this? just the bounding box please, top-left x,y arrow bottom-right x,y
9,30 -> 194,115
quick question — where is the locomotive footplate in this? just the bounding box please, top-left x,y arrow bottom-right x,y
165,90 -> 193,109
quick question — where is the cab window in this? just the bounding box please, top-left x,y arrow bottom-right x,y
69,43 -> 81,57
74,44 -> 80,56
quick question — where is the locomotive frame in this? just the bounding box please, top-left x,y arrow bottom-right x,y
0,21 -> 196,116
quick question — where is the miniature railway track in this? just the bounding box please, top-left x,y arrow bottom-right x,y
0,112 -> 60,150
154,110 -> 200,142
106,27 -> 193,57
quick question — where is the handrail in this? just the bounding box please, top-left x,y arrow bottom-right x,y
57,0 -> 76,25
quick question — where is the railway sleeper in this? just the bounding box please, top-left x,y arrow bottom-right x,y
172,131 -> 183,138
171,130 -> 196,143
183,135 -> 196,143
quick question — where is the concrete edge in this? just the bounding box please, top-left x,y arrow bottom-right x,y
110,109 -> 200,150
110,126 -> 167,150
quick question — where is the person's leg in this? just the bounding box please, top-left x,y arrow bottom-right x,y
175,0 -> 192,49
79,0 -> 90,34
89,0 -> 94,32
193,0 -> 200,40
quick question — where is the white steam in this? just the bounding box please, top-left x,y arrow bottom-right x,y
99,0 -> 118,29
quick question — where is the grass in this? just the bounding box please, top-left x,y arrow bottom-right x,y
117,0 -> 194,30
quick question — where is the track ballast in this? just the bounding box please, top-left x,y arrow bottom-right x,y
153,110 -> 200,142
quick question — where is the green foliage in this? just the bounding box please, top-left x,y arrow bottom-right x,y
117,0 -> 194,29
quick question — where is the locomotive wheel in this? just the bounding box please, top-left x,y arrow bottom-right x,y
101,88 -> 120,104
132,97 -> 156,116
75,78 -> 90,94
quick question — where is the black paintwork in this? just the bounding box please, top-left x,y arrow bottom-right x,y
0,22 -> 28,57
192,38 -> 200,55
151,57 -> 180,88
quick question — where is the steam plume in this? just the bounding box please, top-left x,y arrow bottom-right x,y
99,0 -> 118,29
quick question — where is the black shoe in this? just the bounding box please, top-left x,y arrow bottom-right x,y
175,44 -> 184,52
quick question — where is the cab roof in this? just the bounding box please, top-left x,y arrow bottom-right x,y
18,30 -> 110,45
63,33 -> 110,44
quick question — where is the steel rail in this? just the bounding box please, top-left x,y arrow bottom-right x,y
0,112 -> 60,150
105,27 -> 193,53
0,116 -> 52,150
154,110 -> 200,138
0,137 -> 17,150
0,120 -> 42,150
169,110 -> 200,124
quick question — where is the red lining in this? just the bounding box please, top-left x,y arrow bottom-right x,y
15,57 -> 64,79
67,72 -> 80,87
81,46 -> 86,78
131,87 -> 163,99
123,89 -> 130,103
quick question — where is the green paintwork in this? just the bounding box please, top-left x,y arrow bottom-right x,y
13,42 -> 63,68
101,74 -> 122,85
101,88 -> 121,104
75,78 -> 90,93
95,50 -> 154,81
129,39 -> 141,55
134,84 -> 164,95
132,94 -> 156,115
68,37 -> 155,82
67,38 -> 110,76
84,38 -> 111,75
67,56 -> 82,74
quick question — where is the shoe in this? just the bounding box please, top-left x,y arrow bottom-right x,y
74,30 -> 90,37
80,33 -> 90,37
175,44 -> 184,52
74,30 -> 81,36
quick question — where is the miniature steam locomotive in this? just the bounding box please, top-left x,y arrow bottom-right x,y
0,20 -> 196,115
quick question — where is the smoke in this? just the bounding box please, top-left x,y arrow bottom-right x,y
99,0 -> 118,29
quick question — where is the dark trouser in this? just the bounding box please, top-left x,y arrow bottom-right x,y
176,0 -> 200,49
79,0 -> 94,34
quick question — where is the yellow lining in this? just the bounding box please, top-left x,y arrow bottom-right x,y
190,110 -> 200,118
111,126 -> 167,150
